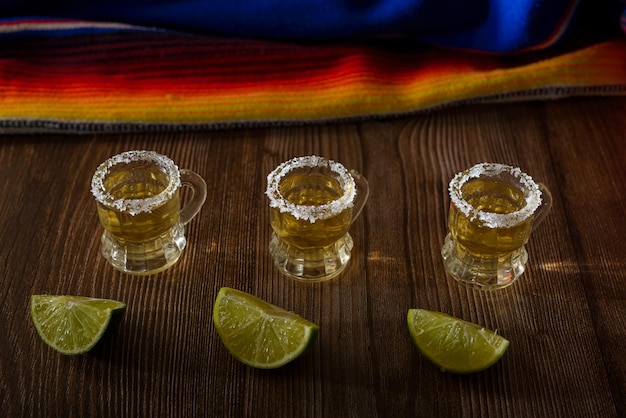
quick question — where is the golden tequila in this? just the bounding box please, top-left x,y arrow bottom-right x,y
448,178 -> 532,258
270,173 -> 353,249
266,156 -> 369,282
96,165 -> 181,242
92,150 -> 206,275
441,163 -> 551,290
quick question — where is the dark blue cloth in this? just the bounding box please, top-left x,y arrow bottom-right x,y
0,0 -> 586,53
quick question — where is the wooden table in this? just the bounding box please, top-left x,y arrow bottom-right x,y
1,97 -> 625,417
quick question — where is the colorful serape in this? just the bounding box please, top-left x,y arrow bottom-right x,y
0,19 -> 625,133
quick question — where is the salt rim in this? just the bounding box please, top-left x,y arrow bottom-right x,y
449,162 -> 543,228
266,155 -> 356,223
91,150 -> 180,216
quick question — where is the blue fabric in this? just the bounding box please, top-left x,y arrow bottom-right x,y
0,0 -> 582,53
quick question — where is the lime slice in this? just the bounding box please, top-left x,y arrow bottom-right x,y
407,308 -> 509,373
30,295 -> 126,355
213,287 -> 319,369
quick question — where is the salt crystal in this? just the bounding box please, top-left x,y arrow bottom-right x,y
448,162 -> 542,228
91,150 -> 180,216
266,155 -> 356,223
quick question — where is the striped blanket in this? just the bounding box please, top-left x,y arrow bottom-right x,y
0,10 -> 624,132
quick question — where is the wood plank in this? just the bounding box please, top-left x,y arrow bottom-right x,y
0,97 -> 624,417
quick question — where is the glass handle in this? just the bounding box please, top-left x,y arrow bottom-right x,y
532,183 -> 552,231
349,169 -> 370,222
179,169 -> 207,225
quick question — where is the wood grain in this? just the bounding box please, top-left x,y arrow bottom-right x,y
1,97 -> 625,418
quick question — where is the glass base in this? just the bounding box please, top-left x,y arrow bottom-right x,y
441,233 -> 528,290
101,223 -> 187,275
269,232 -> 353,282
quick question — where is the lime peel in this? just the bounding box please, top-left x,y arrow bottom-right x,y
30,295 -> 126,355
213,287 -> 319,369
407,308 -> 509,373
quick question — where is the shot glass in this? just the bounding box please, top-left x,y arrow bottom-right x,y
91,150 -> 207,275
441,163 -> 552,290
266,155 -> 369,282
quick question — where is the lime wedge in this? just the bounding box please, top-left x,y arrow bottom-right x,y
407,308 -> 509,373
30,295 -> 126,355
213,287 -> 319,369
